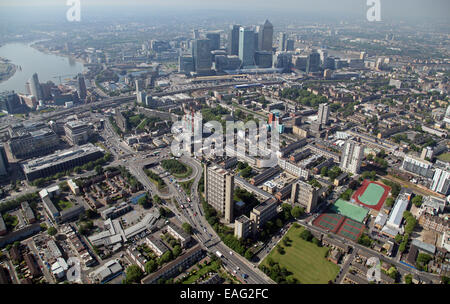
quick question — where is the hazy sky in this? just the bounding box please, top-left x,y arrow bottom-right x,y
0,0 -> 449,21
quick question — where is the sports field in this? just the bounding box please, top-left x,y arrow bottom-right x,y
330,199 -> 368,223
351,179 -> 391,211
312,213 -> 344,233
313,213 -> 365,241
336,219 -> 364,241
261,225 -> 340,284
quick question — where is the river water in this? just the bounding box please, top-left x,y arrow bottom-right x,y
0,42 -> 85,94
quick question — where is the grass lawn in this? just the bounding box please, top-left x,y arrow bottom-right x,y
437,152 -> 450,162
173,165 -> 193,179
161,159 -> 193,179
181,260 -> 221,284
261,225 -> 340,284
56,200 -> 73,211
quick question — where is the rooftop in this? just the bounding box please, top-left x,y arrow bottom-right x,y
22,143 -> 103,173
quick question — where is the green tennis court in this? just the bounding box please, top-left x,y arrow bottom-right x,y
330,199 -> 368,223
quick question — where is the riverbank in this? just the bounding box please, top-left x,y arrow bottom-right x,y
31,41 -> 89,66
0,57 -> 17,85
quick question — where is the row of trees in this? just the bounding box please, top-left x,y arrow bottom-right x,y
144,169 -> 165,189
381,179 -> 401,198
398,211 -> 417,253
201,195 -> 255,260
0,192 -> 40,214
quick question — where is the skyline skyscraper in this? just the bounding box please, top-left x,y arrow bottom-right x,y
257,20 -> 274,52
285,39 -> 294,51
77,74 -> 87,100
228,24 -> 241,56
278,32 -> 286,51
206,32 -> 221,50
193,29 -> 200,39
29,73 -> 43,101
306,51 -> 321,73
192,39 -> 212,75
239,26 -> 256,68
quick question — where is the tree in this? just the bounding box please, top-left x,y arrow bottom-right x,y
182,222 -> 193,235
312,237 -> 321,246
138,194 -> 152,209
85,209 -> 98,219
398,242 -> 407,253
240,166 -> 252,178
417,253 -> 432,267
275,218 -> 283,228
145,260 -> 157,273
404,274 -> 413,284
244,248 -> 253,260
299,229 -> 312,241
47,226 -> 57,236
159,207 -> 167,218
387,266 -> 398,280
153,195 -> 162,204
125,265 -> 143,283
385,197 -> 395,208
394,234 -> 403,243
357,234 -> 372,247
291,206 -> 304,219
276,245 -> 285,254
412,195 -> 423,207
159,250 -> 173,265
172,245 -> 182,258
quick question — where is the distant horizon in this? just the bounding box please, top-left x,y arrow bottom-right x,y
0,0 -> 449,23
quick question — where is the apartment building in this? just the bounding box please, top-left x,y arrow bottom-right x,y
205,164 -> 234,223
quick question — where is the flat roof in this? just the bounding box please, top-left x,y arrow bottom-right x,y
253,198 -> 277,213
386,192 -> 410,228
23,143 -> 103,173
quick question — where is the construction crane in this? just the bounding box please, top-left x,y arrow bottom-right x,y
52,74 -> 76,85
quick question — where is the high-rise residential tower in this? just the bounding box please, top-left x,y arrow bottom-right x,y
340,140 -> 365,174
291,180 -> 320,213
204,164 -> 234,223
317,103 -> 330,125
